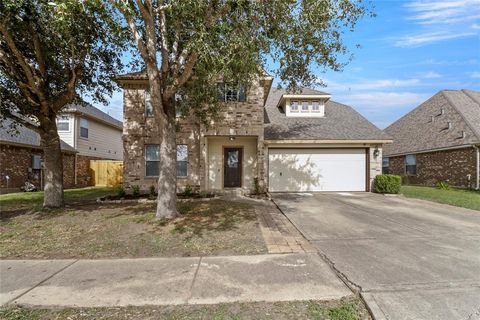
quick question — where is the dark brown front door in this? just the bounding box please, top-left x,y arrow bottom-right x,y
224,148 -> 242,188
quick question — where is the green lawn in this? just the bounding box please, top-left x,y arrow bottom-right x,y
0,299 -> 365,320
0,187 -> 115,211
0,187 -> 266,259
401,186 -> 480,211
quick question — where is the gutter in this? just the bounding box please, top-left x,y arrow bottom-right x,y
474,145 -> 480,190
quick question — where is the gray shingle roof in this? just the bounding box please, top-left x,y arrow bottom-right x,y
264,87 -> 391,141
383,89 -> 480,156
0,118 -> 77,153
63,103 -> 122,130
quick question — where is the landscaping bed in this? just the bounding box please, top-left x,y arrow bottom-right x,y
401,186 -> 480,211
0,298 -> 368,320
0,188 -> 266,259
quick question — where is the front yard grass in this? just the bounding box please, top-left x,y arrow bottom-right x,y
401,186 -> 480,211
0,298 -> 367,320
0,188 -> 266,258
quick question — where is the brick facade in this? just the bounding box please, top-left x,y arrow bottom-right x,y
122,80 -> 265,193
0,144 -> 76,192
386,147 -> 477,188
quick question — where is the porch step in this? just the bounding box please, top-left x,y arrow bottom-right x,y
218,188 -> 245,197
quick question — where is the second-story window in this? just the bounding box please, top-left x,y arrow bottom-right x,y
145,91 -> 154,117
57,115 -> 69,131
80,118 -> 89,139
218,83 -> 246,102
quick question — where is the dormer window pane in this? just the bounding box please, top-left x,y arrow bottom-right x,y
291,101 -> 299,111
301,101 -> 309,112
312,101 -> 320,111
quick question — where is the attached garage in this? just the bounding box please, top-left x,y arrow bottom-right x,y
268,148 -> 367,192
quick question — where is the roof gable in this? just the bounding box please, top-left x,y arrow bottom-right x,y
383,90 -> 480,156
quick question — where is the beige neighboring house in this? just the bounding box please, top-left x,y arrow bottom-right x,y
57,103 -> 123,161
116,72 -> 391,194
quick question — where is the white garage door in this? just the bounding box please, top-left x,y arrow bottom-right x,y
268,148 -> 366,192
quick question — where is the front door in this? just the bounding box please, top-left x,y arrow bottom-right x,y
224,148 -> 242,188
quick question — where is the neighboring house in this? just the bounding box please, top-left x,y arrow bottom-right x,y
0,103 -> 123,193
116,72 -> 391,194
383,89 -> 480,189
0,118 -> 77,193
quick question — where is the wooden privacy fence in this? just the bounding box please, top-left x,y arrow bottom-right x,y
90,160 -> 123,187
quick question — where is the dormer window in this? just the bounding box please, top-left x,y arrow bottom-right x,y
312,101 -> 320,112
291,101 -> 299,112
301,101 -> 309,112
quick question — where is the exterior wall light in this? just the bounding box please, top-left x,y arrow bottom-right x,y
229,136 -> 236,141
373,147 -> 380,158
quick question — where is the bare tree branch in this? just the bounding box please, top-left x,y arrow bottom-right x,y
0,21 -> 38,93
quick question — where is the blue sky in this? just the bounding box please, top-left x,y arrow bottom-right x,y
91,0 -> 480,129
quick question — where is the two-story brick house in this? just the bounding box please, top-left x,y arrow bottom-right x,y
116,72 -> 391,194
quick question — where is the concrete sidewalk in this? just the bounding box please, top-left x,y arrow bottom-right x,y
0,253 -> 351,307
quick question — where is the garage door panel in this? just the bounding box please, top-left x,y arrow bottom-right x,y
268,149 -> 366,192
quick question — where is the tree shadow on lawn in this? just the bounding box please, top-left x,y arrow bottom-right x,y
160,200 -> 258,240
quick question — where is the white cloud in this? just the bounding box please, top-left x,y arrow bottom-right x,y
405,0 -> 480,24
337,92 -> 429,111
419,71 -> 442,78
394,31 -> 476,47
473,23 -> 480,29
469,71 -> 480,78
325,78 -> 420,91
392,0 -> 480,47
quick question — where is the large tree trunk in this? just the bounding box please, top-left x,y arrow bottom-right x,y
155,114 -> 179,219
41,122 -> 64,208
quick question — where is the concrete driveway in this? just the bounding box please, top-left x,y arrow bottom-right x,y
271,192 -> 480,320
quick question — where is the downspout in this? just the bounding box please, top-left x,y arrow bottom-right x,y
474,145 -> 479,190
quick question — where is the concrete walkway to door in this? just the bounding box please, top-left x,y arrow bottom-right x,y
0,253 -> 351,307
272,192 -> 480,320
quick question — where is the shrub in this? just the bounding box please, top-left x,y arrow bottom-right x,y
183,184 -> 193,196
116,186 -> 126,198
132,185 -> 141,198
253,177 -> 261,194
436,181 -> 450,190
373,174 -> 401,194
149,185 -> 156,197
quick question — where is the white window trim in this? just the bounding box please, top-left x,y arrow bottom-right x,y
145,91 -> 154,117
290,101 -> 299,112
301,101 -> 310,113
176,144 -> 188,178
57,115 -> 70,132
311,101 -> 321,113
145,144 -> 160,177
79,117 -> 89,139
